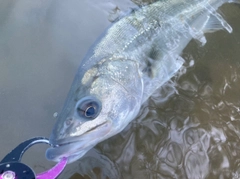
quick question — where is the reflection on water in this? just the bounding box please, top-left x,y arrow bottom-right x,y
0,0 -> 240,179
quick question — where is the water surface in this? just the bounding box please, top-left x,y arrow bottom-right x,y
0,1 -> 240,179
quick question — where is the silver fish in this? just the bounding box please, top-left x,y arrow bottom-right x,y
46,0 -> 239,163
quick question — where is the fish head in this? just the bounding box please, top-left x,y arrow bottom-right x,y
46,59 -> 143,163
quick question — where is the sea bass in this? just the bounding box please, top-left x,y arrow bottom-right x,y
46,0 -> 239,163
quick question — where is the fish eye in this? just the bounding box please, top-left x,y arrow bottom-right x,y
76,96 -> 101,119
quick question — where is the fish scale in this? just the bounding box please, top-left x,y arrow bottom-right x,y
46,0 -> 239,163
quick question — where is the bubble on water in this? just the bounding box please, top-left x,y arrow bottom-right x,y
210,126 -> 226,143
184,149 -> 209,179
221,155 -> 229,169
53,112 -> 58,118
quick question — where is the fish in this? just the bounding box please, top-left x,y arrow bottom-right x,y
46,0 -> 239,163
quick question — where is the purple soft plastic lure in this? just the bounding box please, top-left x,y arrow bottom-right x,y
36,157 -> 67,179
0,158 -> 67,179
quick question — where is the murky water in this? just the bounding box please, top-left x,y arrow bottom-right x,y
0,1 -> 240,179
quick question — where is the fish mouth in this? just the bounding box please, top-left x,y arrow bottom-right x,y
52,121 -> 108,147
46,121 -> 112,163
46,139 -> 92,163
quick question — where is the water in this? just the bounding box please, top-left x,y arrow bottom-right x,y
0,0 -> 240,178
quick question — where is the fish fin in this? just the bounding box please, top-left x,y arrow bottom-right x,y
203,14 -> 227,33
107,6 -> 123,23
228,0 -> 240,4
141,53 -> 184,102
189,13 -> 231,46
203,5 -> 232,33
108,7 -> 139,23
189,28 -> 207,46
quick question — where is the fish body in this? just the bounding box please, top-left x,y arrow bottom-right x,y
46,0 -> 239,163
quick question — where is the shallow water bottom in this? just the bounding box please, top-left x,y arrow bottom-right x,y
0,1 -> 240,179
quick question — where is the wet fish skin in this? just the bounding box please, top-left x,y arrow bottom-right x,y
46,0 -> 238,163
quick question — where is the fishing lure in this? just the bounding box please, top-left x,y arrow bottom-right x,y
0,137 -> 66,179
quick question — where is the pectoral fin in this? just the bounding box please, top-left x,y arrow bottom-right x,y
141,53 -> 184,103
203,5 -> 232,33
